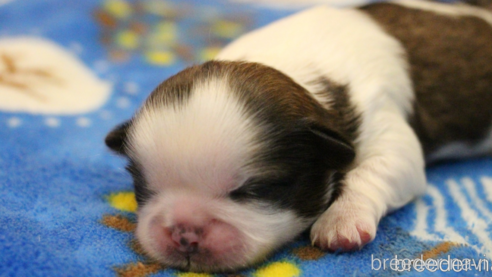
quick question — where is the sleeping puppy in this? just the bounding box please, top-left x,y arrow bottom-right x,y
105,0 -> 492,272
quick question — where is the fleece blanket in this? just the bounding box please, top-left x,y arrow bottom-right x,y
1,0 -> 492,276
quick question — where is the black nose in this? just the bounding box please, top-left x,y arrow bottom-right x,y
171,225 -> 202,254
178,237 -> 198,253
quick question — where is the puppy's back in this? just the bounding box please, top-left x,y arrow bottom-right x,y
362,1 -> 492,160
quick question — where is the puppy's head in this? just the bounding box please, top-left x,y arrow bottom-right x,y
105,61 -> 355,272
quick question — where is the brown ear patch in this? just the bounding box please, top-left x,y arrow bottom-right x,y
361,3 -> 492,156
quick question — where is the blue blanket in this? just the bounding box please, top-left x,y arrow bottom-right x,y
1,0 -> 492,276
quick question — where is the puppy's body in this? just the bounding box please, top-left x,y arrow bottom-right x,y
105,0 -> 492,272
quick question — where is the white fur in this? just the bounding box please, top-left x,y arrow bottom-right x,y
218,2 -> 427,250
217,5 -> 415,116
129,78 -> 261,193
129,77 -> 313,270
135,189 -> 309,269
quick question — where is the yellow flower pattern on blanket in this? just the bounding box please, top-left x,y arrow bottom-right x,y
254,262 -> 301,277
107,192 -> 138,213
93,0 -> 252,66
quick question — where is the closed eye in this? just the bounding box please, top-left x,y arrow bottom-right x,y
229,177 -> 293,202
229,186 -> 257,202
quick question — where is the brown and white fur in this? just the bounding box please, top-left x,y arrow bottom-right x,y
105,0 -> 492,272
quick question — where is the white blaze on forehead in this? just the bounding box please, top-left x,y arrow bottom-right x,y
129,77 -> 261,194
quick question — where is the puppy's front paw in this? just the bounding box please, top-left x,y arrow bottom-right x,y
310,199 -> 377,252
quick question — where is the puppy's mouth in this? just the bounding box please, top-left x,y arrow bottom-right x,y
170,248 -> 219,272
156,244 -> 253,273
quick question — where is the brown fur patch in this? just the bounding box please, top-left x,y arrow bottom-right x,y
362,3 -> 492,156
466,0 -> 492,10
145,61 -> 358,144
101,214 -> 136,232
114,262 -> 164,277
292,245 -> 326,260
146,61 -> 323,121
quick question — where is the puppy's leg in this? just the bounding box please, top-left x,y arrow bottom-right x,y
311,109 -> 427,251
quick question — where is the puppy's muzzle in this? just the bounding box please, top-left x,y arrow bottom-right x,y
171,225 -> 202,254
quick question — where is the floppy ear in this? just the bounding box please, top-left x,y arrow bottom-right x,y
105,121 -> 131,155
309,124 -> 356,170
